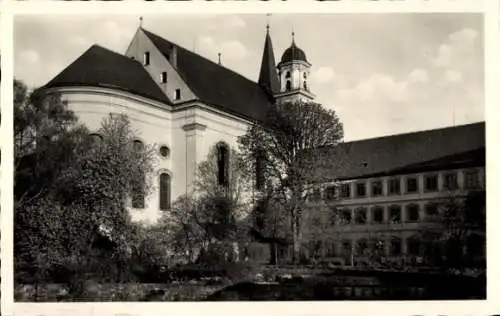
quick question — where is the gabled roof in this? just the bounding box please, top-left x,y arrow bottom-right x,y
45,45 -> 171,104
315,122 -> 485,181
142,29 -> 275,122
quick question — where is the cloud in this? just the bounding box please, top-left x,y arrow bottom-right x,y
432,28 -> 478,68
311,67 -> 335,84
20,50 -> 40,64
444,69 -> 463,84
197,36 -> 247,61
221,40 -> 247,60
223,15 -> 246,29
338,73 -> 409,104
409,68 -> 429,83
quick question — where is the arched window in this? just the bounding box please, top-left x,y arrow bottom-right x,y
303,81 -> 308,91
133,139 -> 144,152
286,80 -> 291,91
216,142 -> 230,187
285,71 -> 291,78
159,173 -> 171,211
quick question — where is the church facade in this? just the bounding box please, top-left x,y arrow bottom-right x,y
42,25 -> 310,223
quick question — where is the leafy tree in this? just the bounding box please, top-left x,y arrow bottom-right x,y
434,190 -> 486,273
14,80 -> 157,295
165,146 -> 252,264
239,100 -> 344,263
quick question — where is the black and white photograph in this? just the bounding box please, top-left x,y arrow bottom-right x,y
12,13 -> 486,303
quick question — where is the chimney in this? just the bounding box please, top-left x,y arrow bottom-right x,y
169,45 -> 178,69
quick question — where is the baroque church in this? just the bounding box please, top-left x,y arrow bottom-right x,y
43,23 -> 310,223
42,22 -> 485,266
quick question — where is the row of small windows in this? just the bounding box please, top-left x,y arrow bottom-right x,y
281,71 -> 307,79
316,171 -> 481,201
142,52 -> 181,101
322,203 -> 439,226
316,234 -> 484,258
91,136 -> 170,159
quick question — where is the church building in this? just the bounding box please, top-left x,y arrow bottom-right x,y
42,24 -> 310,223
41,22 -> 485,267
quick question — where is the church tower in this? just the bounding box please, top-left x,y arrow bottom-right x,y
258,24 -> 280,96
275,33 -> 315,104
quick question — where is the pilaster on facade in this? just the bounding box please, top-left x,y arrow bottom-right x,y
182,122 -> 208,194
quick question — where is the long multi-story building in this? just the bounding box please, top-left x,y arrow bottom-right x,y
302,122 -> 485,268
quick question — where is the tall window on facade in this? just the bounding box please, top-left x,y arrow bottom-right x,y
406,177 -> 418,193
356,239 -> 368,256
131,140 -> 145,209
340,209 -> 352,225
389,205 -> 401,224
372,180 -> 383,196
159,173 -> 171,211
443,172 -> 458,190
286,80 -> 291,91
143,52 -> 150,66
160,71 -> 167,83
424,174 -> 438,192
342,241 -> 352,257
464,170 -> 480,190
340,183 -> 351,198
389,178 -> 401,195
324,185 -> 336,201
330,207 -> 338,225
407,204 -> 420,222
356,182 -> 366,197
372,206 -> 384,224
216,142 -> 229,187
390,238 -> 402,256
285,71 -> 291,78
303,81 -> 308,91
355,207 -> 367,225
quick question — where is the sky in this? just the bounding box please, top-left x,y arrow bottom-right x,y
14,13 -> 483,141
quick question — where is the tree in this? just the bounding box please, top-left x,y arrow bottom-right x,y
14,80 -> 157,294
434,190 -> 486,273
239,100 -> 344,263
165,145 -> 252,264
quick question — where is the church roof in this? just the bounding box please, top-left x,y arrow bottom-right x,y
45,45 -> 171,104
258,29 -> 280,95
142,29 -> 275,122
279,39 -> 308,66
313,121 -> 485,182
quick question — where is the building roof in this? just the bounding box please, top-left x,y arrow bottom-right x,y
314,122 -> 485,182
258,29 -> 280,95
279,38 -> 308,66
142,29 -> 275,122
45,45 -> 171,104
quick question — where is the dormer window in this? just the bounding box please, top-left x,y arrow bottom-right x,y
160,71 -> 167,83
175,89 -> 181,100
143,52 -> 150,66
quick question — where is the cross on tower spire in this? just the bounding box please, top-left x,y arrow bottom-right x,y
139,16 -> 143,28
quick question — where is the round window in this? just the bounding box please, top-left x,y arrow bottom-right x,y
159,145 -> 170,158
